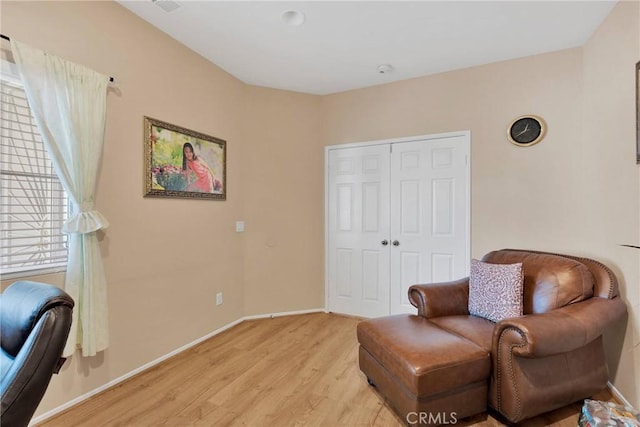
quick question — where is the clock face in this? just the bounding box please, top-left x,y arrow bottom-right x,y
508,116 -> 546,146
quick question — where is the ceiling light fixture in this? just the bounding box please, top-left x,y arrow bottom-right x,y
377,64 -> 393,74
281,10 -> 305,26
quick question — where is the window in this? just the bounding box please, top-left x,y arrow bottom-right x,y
0,62 -> 68,277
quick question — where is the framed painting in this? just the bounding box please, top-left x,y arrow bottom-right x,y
144,116 -> 226,200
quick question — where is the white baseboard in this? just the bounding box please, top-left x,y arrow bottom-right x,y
30,308 -> 325,426
607,381 -> 634,408
242,308 -> 326,321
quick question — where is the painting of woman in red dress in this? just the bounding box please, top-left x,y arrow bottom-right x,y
145,116 -> 226,200
182,142 -> 222,193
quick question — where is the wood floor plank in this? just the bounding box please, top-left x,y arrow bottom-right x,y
37,313 -> 612,427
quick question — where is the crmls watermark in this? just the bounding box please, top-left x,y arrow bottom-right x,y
406,411 -> 458,425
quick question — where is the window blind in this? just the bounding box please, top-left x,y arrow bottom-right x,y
0,79 -> 68,276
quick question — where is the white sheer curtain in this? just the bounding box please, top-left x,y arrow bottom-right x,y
11,40 -> 110,357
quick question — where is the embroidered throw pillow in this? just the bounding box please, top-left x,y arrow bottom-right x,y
468,259 -> 524,323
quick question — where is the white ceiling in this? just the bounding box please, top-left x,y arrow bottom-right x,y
117,0 -> 617,95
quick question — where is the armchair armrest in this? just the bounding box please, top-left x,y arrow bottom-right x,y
493,297 -> 627,358
408,278 -> 470,318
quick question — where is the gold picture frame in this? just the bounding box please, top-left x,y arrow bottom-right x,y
143,116 -> 226,200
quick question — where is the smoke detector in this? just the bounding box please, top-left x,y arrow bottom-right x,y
151,0 -> 182,13
281,10 -> 305,26
377,64 -> 393,74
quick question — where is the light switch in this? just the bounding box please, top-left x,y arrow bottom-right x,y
235,221 -> 245,232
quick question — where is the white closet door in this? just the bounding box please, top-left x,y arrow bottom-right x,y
389,136 -> 469,315
327,145 -> 391,318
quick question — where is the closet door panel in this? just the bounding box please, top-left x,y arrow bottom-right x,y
327,145 -> 390,318
390,136 -> 468,315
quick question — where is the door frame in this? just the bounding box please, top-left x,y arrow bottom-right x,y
324,130 -> 471,313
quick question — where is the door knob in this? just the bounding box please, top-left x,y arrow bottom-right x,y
381,240 -> 389,246
392,240 -> 400,246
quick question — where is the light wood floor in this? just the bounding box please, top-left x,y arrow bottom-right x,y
38,313 -> 611,426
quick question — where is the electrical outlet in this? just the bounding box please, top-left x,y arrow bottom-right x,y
216,292 -> 223,306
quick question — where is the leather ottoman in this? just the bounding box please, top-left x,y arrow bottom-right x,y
357,314 -> 490,426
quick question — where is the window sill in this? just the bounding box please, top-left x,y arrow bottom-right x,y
1,266 -> 67,282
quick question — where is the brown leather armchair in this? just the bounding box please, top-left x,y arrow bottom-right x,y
1,281 -> 74,427
358,249 -> 627,424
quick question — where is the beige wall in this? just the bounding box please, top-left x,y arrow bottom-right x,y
582,0 -> 640,406
242,86 -> 324,315
1,0 -> 639,419
321,48 -> 587,255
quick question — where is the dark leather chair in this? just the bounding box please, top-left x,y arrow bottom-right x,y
358,249 -> 627,424
1,281 -> 74,427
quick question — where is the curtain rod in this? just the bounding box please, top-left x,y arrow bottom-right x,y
1,33 -> 115,83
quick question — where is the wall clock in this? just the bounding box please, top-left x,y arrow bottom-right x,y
507,115 -> 546,147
